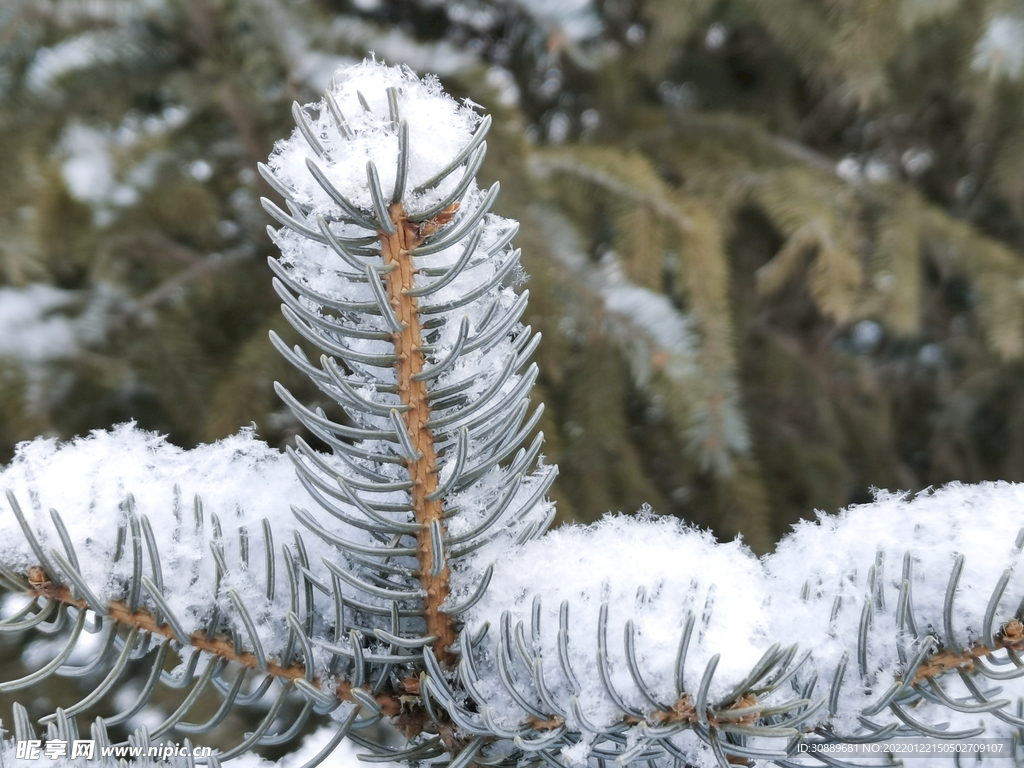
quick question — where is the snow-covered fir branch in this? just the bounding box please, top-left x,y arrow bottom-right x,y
0,60 -> 1022,768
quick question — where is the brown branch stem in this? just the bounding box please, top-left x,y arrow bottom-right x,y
25,583 -> 402,717
908,619 -> 1024,684
20,581 -> 1024,741
379,202 -> 459,667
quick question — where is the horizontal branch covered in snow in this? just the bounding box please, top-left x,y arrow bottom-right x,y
2,425 -> 1023,766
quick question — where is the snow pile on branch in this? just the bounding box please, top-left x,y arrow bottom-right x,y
466,513 -> 773,726
0,424 -> 369,660
454,483 -> 1024,766
768,482 -> 1024,731
266,59 -> 481,214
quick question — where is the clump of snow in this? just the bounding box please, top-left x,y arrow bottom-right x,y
972,15 -> 1024,80
486,66 -> 521,106
60,123 -> 124,215
465,513 -> 772,729
25,30 -> 138,97
0,424 -> 374,668
558,738 -> 593,767
530,206 -> 697,385
453,484 -> 1024,767
0,285 -> 79,366
266,59 -> 481,214
515,0 -> 603,42
836,155 -> 862,183
59,109 -> 187,227
768,482 -> 1024,734
44,0 -> 169,28
0,283 -> 123,411
531,204 -> 750,472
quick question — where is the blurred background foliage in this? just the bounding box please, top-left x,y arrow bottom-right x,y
2,0 -> 1024,560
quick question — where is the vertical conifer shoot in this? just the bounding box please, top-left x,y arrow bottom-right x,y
260,60 -> 555,669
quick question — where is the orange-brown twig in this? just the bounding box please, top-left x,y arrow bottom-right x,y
25,581 -> 402,717
380,202 -> 460,667
909,619 -> 1024,684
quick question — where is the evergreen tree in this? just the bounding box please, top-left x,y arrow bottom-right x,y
0,59 -> 1022,768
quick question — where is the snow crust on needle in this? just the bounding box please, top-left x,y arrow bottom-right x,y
266,59 -> 480,215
